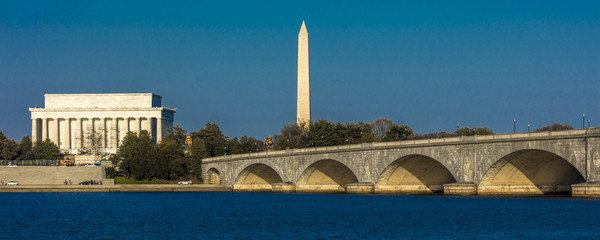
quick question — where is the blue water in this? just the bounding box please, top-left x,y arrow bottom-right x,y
1,192 -> 599,239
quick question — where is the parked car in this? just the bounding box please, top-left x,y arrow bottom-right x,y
7,164 -> 17,167
178,180 -> 192,185
79,181 -> 92,185
6,181 -> 18,186
84,164 -> 96,167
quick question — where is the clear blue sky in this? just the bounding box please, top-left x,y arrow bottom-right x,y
1,1 -> 599,140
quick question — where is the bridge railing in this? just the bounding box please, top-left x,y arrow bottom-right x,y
203,128 -> 595,163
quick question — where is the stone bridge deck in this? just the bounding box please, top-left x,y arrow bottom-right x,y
201,128 -> 600,197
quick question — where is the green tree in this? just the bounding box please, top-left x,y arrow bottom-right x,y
33,139 -> 61,160
454,127 -> 495,136
383,125 -> 414,141
534,123 -> 574,132
16,136 -> 34,160
155,138 -> 183,180
191,123 -> 228,157
190,137 -> 208,159
0,131 -> 18,160
239,135 -> 264,153
357,122 -> 378,143
163,124 -> 188,147
226,137 -> 243,155
112,129 -> 199,181
303,120 -> 341,147
187,137 -> 208,180
274,122 -> 306,150
110,131 -> 155,180
339,122 -> 377,144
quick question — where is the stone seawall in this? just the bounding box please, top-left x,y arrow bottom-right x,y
0,184 -> 231,193
0,166 -> 103,185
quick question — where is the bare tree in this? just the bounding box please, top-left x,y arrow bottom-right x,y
79,130 -> 104,156
370,117 -> 397,140
88,131 -> 104,156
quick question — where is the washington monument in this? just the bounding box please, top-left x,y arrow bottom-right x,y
297,21 -> 311,125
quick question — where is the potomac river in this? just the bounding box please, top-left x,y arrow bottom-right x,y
1,192 -> 599,239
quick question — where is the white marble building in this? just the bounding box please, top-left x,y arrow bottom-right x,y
29,93 -> 176,155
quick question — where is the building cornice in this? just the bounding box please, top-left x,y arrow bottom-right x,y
29,107 -> 176,113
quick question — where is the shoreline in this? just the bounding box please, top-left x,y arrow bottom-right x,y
0,184 -> 231,193
0,185 -> 596,198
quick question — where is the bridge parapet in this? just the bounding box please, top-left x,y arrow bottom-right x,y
203,129 -> 594,163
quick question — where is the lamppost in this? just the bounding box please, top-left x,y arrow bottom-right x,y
583,114 -> 586,129
513,119 -> 516,133
528,124 -> 530,133
457,123 -> 459,136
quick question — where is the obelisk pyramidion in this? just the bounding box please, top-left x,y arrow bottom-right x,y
297,21 -> 311,126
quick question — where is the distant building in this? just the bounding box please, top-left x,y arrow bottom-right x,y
29,93 -> 176,155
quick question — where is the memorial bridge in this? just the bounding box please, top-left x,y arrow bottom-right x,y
200,128 -> 600,196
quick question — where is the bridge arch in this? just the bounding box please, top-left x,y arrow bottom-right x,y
375,154 -> 456,194
232,163 -> 284,192
478,149 -> 585,195
206,168 -> 221,185
295,159 -> 359,193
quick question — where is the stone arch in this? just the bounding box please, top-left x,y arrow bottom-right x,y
476,140 -> 586,183
295,159 -> 359,193
206,168 -> 221,185
479,149 -> 585,195
375,154 -> 456,194
232,163 -> 283,192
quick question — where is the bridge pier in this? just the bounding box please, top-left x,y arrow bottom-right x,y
272,182 -> 296,193
296,185 -> 346,193
374,185 -> 444,194
443,182 -> 478,196
478,185 -> 572,195
572,182 -> 600,197
232,184 -> 272,192
346,182 -> 374,194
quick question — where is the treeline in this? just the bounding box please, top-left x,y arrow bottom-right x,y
0,120 -> 578,182
109,123 -> 265,181
0,132 -> 60,160
271,118 -> 497,150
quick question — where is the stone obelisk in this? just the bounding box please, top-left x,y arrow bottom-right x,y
297,21 -> 311,126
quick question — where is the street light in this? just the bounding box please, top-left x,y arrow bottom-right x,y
583,114 -> 586,129
528,124 -> 530,133
513,119 -> 516,133
457,123 -> 459,136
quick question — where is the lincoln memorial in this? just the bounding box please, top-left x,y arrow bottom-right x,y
29,93 -> 176,155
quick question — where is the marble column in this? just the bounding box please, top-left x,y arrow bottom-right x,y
102,118 -> 107,149
131,117 -> 139,133
82,118 -> 89,150
112,118 -> 118,148
156,117 -> 163,143
146,118 -> 152,136
54,118 -> 60,147
64,118 -> 71,151
41,118 -> 48,141
31,119 -> 38,142
75,118 -> 82,150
